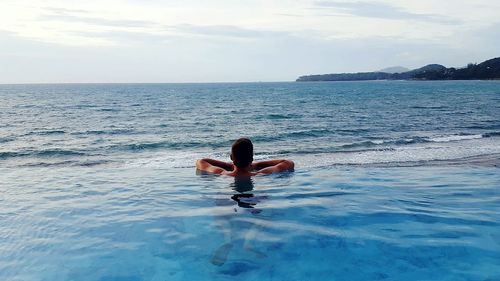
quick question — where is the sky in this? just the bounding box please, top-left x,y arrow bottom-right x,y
1,0 -> 499,83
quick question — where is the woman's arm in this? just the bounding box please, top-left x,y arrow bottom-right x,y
196,158 -> 234,174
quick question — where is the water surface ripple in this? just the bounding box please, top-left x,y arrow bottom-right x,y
1,167 -> 499,280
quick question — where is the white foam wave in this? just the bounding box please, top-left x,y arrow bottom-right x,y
429,134 -> 483,143
295,137 -> 500,168
122,134 -> 500,169
124,150 -> 208,168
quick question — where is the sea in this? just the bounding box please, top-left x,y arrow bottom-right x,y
1,81 -> 499,280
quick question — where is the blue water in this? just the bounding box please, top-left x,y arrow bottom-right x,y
1,81 -> 500,280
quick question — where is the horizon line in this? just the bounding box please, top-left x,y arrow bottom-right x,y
0,80 -> 296,86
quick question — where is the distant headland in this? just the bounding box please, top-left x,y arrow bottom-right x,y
296,57 -> 500,82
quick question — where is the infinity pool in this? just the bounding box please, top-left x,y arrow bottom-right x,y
1,165 -> 499,281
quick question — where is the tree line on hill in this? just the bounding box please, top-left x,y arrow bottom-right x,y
296,57 -> 500,82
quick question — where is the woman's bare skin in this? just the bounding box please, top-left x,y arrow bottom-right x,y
196,158 -> 294,176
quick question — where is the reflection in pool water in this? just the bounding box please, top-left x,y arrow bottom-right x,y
211,176 -> 270,266
231,177 -> 267,211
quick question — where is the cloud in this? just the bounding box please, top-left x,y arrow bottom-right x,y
39,8 -> 157,28
36,6 -> 287,43
70,30 -> 172,44
60,24 -> 288,45
171,24 -> 287,39
44,7 -> 90,15
313,1 -> 461,24
446,21 -> 500,63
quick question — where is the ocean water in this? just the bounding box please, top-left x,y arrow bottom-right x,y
1,81 -> 500,280
1,81 -> 500,168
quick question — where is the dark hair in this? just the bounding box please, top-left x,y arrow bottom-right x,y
231,138 -> 253,168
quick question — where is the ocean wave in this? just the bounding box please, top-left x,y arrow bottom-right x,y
23,130 -> 66,136
0,149 -> 86,159
338,138 -> 429,150
123,137 -> 500,169
70,129 -> 135,135
0,137 -> 15,143
262,113 -> 302,120
3,131 -> 499,168
348,133 -> 498,148
483,131 -> 500,138
409,105 -> 447,109
97,108 -> 121,112
270,146 -> 396,156
252,129 -> 332,143
428,134 -> 483,142
293,142 -> 500,169
463,124 -> 500,130
109,139 -> 231,152
20,160 -> 80,167
307,136 -> 438,152
339,141 -> 388,150
0,140 -> 227,161
335,128 -> 372,134
286,129 -> 331,138
36,149 -> 86,157
261,133 -> 499,156
20,159 -> 111,167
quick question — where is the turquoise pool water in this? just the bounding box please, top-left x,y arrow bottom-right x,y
1,166 -> 499,280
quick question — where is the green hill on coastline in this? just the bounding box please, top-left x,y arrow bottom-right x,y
296,57 -> 500,82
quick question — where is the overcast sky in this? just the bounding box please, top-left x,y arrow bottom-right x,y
1,0 -> 499,83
